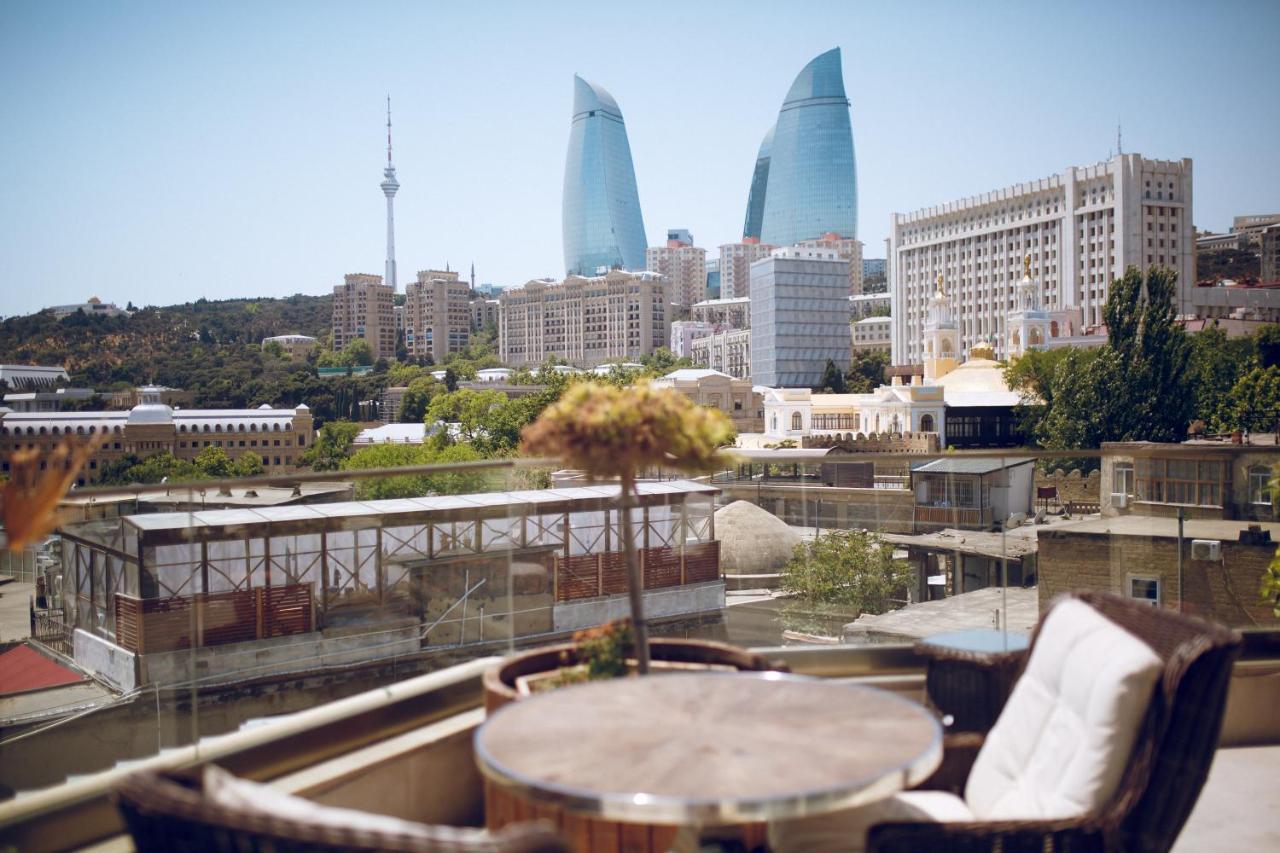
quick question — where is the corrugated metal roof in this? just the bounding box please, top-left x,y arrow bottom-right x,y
912,457 -> 1034,475
121,480 -> 718,533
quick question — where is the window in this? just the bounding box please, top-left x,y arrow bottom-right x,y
919,413 -> 935,432
1111,462 -> 1134,507
1135,457 -> 1223,506
790,412 -> 802,431
1249,466 -> 1273,506
1127,576 -> 1161,607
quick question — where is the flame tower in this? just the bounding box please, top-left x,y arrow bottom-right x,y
380,96 -> 400,290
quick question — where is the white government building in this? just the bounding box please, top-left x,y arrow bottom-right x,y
889,153 -> 1194,364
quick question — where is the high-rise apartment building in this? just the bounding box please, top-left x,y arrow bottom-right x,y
562,76 -> 647,276
890,153 -> 1194,364
403,270 -> 471,362
797,234 -> 864,294
719,240 -> 776,299
756,48 -> 858,247
646,230 -> 707,309
499,270 -> 668,367
705,259 -> 721,300
332,273 -> 396,360
749,245 -> 852,388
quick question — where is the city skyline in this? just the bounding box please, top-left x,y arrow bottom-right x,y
2,1 -> 1278,316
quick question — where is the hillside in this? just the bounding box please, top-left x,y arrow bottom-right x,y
0,294 -> 331,388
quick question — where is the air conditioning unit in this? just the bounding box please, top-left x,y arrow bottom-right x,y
1112,493 -> 1128,509
1191,539 -> 1221,561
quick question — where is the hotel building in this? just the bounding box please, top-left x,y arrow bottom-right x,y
498,270 -> 668,367
889,153 -> 1194,364
645,232 -> 707,310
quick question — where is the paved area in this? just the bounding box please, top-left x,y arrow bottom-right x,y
843,587 -> 1040,642
0,581 -> 34,644
1175,745 -> 1280,852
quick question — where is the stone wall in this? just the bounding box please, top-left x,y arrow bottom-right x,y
1034,468 -> 1101,504
1037,529 -> 1280,627
803,432 -> 940,454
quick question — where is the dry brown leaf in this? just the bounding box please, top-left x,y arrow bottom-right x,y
2,438 -> 93,551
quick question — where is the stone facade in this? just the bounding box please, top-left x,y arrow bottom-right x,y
718,241 -> 775,299
690,328 -> 751,380
332,273 -> 396,361
404,270 -> 472,361
0,389 -> 314,486
498,270 -> 668,367
646,241 -> 707,309
891,154 -> 1195,364
649,369 -> 763,434
1037,520 -> 1280,627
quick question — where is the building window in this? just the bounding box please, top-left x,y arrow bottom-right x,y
1111,462 -> 1134,507
1135,458 -> 1223,506
1249,466 -> 1273,506
771,414 -> 778,432
790,412 -> 803,431
919,413 -> 936,432
1127,576 -> 1161,607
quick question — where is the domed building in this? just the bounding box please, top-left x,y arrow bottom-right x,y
714,500 -> 802,584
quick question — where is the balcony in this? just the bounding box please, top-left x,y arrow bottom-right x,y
1,448 -> 1278,851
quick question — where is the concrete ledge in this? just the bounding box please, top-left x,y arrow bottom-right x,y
553,581 -> 725,633
140,624 -> 421,687
73,630 -> 137,693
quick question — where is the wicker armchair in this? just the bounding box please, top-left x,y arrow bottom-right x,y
114,767 -> 570,853
868,591 -> 1242,853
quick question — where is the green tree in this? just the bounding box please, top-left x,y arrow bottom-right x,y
844,350 -> 888,393
1035,267 -> 1193,455
1003,346 -> 1071,439
302,420 -> 361,471
782,529 -> 911,617
1219,366 -> 1280,432
343,442 -> 487,499
818,358 -> 846,393
344,339 -> 375,367
193,446 -> 234,478
443,367 -> 459,392
399,376 -> 441,423
231,451 -> 265,478
1189,325 -> 1258,430
426,388 -> 507,441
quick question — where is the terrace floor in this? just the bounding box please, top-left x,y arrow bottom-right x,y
1174,744 -> 1280,852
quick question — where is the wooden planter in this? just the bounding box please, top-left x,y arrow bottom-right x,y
482,637 -> 783,713
481,639 -> 784,852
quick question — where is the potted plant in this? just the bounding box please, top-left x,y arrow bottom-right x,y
520,380 -> 735,673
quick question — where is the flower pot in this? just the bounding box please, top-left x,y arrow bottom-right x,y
482,638 -> 784,713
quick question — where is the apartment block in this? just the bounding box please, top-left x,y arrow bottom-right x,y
1263,225 -> 1280,285
470,297 -> 500,331
403,270 -> 472,362
332,273 -> 396,361
499,270 -> 668,367
690,328 -> 751,380
718,240 -> 776,299
646,235 -> 707,310
796,234 -> 865,294
890,153 -> 1194,364
691,297 -> 751,330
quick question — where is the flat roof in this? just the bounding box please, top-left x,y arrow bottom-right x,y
913,457 -> 1034,475
881,526 -> 1039,560
115,480 -> 719,538
1040,515 -> 1280,541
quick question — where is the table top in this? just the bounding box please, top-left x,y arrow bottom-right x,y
917,628 -> 1030,656
474,671 -> 943,825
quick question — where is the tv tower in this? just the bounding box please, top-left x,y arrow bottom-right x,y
380,95 -> 400,290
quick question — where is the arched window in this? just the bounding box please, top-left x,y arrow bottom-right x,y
1050,320 -> 1060,338
919,414 -> 936,432
771,414 -> 778,432
51,426 -> 60,436
249,423 -> 257,432
238,423 -> 246,432
76,426 -> 85,435
203,424 -> 211,433
790,412 -> 802,431
39,427 -> 47,435
272,423 -> 281,432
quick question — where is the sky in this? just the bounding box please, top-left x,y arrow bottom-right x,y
1,0 -> 1278,317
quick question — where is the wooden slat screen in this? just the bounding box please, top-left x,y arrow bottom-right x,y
683,541 -> 720,583
113,584 -> 313,654
643,547 -> 681,590
555,554 -> 600,602
600,552 -> 629,596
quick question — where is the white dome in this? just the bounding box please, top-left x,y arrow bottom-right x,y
127,402 -> 174,425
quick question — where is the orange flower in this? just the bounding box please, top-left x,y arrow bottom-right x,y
1,439 -> 93,551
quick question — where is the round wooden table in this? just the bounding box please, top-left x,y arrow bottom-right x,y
474,671 -> 943,827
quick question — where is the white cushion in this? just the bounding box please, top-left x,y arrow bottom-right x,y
767,791 -> 973,853
203,765 -> 488,843
964,599 -> 1163,820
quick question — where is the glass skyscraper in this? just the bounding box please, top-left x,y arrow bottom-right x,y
756,48 -> 857,247
742,125 -> 774,240
562,75 -> 648,277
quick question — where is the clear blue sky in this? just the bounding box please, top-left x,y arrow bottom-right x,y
2,1 -> 1277,316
